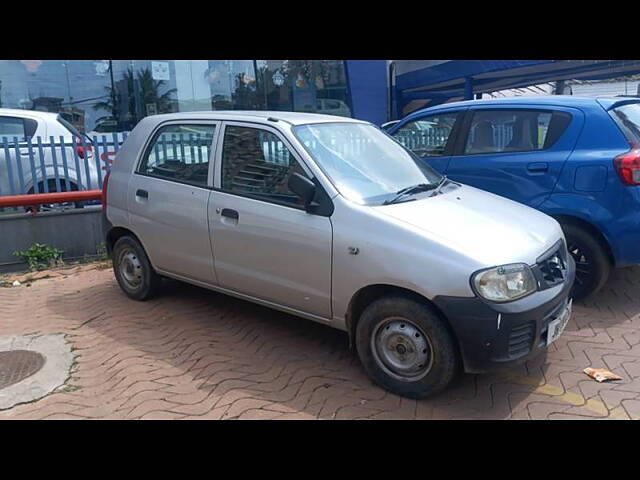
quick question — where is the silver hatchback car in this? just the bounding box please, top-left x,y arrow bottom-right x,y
103,111 -> 575,398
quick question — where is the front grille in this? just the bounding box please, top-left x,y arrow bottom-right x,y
533,240 -> 568,290
539,254 -> 565,285
508,322 -> 535,358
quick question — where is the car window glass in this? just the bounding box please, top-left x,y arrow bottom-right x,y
138,124 -> 215,186
610,103 -> 640,144
221,125 -> 308,208
393,113 -> 458,157
294,122 -> 441,205
464,110 -> 553,154
0,116 -> 27,143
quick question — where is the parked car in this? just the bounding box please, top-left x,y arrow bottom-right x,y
103,111 -> 575,398
0,109 -> 100,209
315,98 -> 351,117
388,96 -> 640,299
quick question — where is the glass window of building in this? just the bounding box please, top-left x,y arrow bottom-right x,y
0,60 -> 351,136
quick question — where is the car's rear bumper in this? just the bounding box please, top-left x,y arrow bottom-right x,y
102,211 -> 113,255
433,256 -> 575,374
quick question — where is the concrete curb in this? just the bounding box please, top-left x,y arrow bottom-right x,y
0,333 -> 75,410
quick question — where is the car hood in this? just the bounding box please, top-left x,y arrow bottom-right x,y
373,183 -> 563,267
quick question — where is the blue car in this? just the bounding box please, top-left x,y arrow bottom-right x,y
388,96 -> 640,299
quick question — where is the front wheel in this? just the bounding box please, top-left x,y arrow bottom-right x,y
355,296 -> 459,399
562,223 -> 611,299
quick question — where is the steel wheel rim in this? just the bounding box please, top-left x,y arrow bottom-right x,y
117,247 -> 143,289
567,242 -> 591,287
371,317 -> 433,382
40,202 -> 74,212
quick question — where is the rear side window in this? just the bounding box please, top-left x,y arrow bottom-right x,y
23,118 -> 38,138
0,116 -> 27,143
463,109 -> 571,155
137,124 -> 216,187
393,112 -> 459,157
610,103 -> 640,144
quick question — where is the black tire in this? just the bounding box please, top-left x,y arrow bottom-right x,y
355,295 -> 459,399
562,223 -> 611,299
25,179 -> 83,213
112,235 -> 161,301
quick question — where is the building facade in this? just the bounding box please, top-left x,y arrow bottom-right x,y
0,60 -> 388,134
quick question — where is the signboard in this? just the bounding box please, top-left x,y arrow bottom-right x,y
292,72 -> 316,112
151,61 -> 170,81
272,70 -> 284,87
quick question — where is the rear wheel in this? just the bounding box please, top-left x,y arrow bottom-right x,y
26,179 -> 83,213
112,236 -> 161,300
562,223 -> 611,299
355,295 -> 459,399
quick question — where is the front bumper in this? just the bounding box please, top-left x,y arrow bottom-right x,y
433,255 -> 575,374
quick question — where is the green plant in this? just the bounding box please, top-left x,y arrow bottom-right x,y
96,242 -> 108,261
13,243 -> 64,271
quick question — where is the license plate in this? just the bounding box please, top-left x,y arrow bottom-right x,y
547,299 -> 572,346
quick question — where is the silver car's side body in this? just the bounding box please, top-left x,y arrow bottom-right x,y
107,112 -> 565,332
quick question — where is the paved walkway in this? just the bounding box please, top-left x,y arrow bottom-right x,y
1,263 -> 640,419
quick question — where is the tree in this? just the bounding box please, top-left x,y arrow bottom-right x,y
93,66 -> 177,127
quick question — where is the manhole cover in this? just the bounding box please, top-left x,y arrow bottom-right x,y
0,350 -> 46,390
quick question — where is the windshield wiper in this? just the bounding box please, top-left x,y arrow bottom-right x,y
382,182 -> 438,205
429,175 -> 450,196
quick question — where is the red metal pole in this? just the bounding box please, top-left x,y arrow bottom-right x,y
0,190 -> 102,209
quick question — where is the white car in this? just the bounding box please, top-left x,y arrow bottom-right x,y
315,98 -> 351,117
0,109 -> 101,205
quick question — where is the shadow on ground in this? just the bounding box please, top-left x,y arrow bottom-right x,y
44,266 -> 640,419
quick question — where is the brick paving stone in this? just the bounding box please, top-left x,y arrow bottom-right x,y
2,265 -> 640,419
621,399 -> 640,419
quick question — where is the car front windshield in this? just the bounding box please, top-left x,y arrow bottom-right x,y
293,122 -> 442,205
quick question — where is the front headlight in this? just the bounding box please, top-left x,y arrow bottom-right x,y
472,263 -> 537,302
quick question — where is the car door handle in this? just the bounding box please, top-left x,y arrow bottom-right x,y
136,189 -> 149,199
221,208 -> 239,220
527,162 -> 548,173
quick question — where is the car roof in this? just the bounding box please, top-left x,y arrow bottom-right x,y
143,110 -> 366,126
0,108 -> 60,120
409,96 -> 640,114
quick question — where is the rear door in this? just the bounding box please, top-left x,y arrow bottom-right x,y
445,105 -> 583,207
390,110 -> 463,174
127,121 -> 219,285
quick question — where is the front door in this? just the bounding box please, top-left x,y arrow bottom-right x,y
209,122 -> 332,318
127,121 -> 219,285
390,110 -> 462,174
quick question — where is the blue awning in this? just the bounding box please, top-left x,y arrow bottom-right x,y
394,60 -> 640,115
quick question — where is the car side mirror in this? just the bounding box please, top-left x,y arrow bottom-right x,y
288,172 -> 318,212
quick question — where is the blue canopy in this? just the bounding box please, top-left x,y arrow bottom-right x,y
393,60 -> 640,117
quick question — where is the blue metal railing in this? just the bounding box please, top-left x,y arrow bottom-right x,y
0,133 -> 129,198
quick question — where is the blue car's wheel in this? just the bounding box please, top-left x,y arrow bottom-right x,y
563,224 -> 611,299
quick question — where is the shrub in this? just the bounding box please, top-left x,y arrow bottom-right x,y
13,243 -> 64,271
